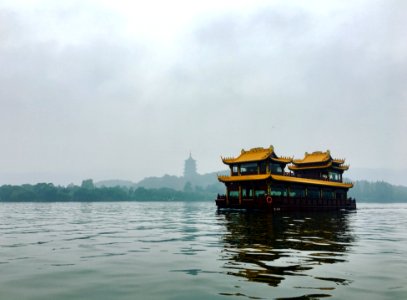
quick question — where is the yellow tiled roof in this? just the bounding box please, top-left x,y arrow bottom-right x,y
271,157 -> 292,163
333,165 -> 349,171
271,175 -> 353,188
217,174 -> 353,188
292,151 -> 331,164
218,174 -> 270,182
222,146 -> 292,164
288,162 -> 332,171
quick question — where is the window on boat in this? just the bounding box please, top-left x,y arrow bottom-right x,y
270,186 -> 287,197
255,190 -> 266,197
269,163 -> 283,174
328,172 -> 340,181
298,170 -> 318,179
289,186 -> 306,198
231,165 -> 238,175
228,190 -> 239,198
322,188 -> 334,199
259,162 -> 267,174
242,187 -> 253,198
240,163 -> 258,175
307,187 -> 320,199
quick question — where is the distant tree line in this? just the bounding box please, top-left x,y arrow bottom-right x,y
0,179 -> 406,202
0,179 -> 217,202
349,180 -> 407,202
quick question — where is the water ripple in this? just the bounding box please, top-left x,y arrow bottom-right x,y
0,202 -> 406,300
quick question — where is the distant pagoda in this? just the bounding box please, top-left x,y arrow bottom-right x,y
184,153 -> 198,178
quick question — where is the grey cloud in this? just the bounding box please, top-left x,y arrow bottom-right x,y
0,1 -> 406,185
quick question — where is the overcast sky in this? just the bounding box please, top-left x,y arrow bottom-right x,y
0,0 -> 406,185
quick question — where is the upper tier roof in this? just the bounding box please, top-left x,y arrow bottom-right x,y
293,151 -> 330,164
222,146 -> 292,165
292,150 -> 346,165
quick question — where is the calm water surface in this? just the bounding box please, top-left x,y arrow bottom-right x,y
0,202 -> 406,300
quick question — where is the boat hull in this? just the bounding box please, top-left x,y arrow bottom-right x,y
215,196 -> 356,211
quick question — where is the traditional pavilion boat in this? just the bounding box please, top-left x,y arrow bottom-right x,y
215,146 -> 356,211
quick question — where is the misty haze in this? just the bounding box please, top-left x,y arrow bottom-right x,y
0,0 -> 406,186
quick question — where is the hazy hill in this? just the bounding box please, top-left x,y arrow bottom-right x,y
95,171 -> 228,192
95,179 -> 135,188
134,171 -> 227,190
347,168 -> 407,186
134,174 -> 185,190
349,180 -> 407,203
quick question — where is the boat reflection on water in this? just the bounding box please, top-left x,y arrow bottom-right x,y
217,210 -> 355,296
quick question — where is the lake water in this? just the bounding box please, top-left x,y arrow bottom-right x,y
0,202 -> 406,300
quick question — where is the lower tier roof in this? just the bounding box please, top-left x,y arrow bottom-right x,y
218,174 -> 353,188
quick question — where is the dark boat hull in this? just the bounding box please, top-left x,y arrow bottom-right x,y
215,196 -> 356,211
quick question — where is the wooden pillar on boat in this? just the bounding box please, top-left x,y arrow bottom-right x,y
226,186 -> 229,205
238,185 -> 242,205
